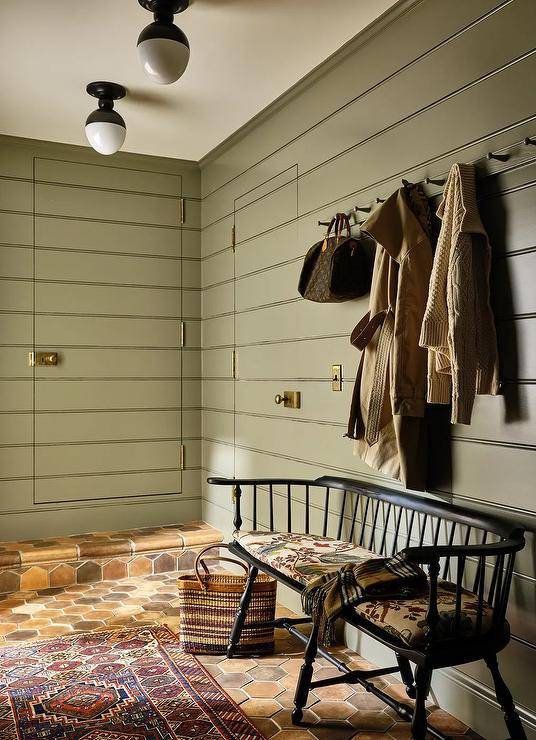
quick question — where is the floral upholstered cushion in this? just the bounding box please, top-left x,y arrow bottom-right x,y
354,580 -> 494,647
235,530 -> 494,647
234,531 -> 381,584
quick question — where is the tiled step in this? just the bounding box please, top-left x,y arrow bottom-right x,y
0,521 -> 223,594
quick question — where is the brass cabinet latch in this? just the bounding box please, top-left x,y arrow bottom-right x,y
274,391 -> 301,409
29,352 -> 58,367
332,364 -> 343,391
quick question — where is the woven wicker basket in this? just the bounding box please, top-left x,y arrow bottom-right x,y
176,544 -> 277,655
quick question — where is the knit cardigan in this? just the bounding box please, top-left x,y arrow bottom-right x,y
419,163 -> 499,424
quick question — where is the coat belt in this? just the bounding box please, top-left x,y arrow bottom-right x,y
346,308 -> 395,445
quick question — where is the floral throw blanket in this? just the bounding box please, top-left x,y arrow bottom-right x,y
302,553 -> 427,644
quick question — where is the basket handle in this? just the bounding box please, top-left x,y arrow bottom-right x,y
194,544 -> 249,589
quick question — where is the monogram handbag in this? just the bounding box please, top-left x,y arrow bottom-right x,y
298,213 -> 371,302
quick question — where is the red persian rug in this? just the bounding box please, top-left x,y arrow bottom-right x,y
0,625 -> 265,739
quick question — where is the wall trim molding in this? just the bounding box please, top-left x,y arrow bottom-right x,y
0,133 -> 199,173
438,665 -> 536,733
198,0 -> 422,169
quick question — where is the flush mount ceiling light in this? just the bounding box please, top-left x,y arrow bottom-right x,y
85,82 -> 127,156
137,0 -> 190,85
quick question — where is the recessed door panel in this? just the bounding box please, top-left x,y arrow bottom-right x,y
34,158 -> 184,505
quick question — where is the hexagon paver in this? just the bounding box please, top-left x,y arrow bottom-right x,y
251,718 -> 279,738
313,701 -> 355,720
226,688 -> 249,705
272,708 -> 319,729
312,683 -> 355,701
12,603 -> 44,614
220,658 -> 257,673
428,708 -> 469,734
4,613 -> 31,623
348,709 -> 395,732
217,672 -> 252,689
5,630 -> 38,641
249,665 -> 286,681
272,730 -> 314,740
240,699 -> 282,718
245,681 -> 284,699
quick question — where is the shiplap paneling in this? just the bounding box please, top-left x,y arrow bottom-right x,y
200,0 -> 536,736
0,138 -> 201,534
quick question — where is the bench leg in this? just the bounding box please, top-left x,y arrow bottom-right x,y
411,666 -> 432,740
227,565 -> 258,659
292,623 -> 319,725
485,653 -> 527,740
397,654 -> 416,698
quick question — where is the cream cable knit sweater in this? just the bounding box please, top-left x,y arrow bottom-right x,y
419,163 -> 499,424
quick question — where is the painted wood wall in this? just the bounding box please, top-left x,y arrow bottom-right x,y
0,136 -> 202,538
199,0 -> 536,736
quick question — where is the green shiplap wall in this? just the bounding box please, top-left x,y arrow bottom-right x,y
199,0 -> 536,737
0,135 -> 202,537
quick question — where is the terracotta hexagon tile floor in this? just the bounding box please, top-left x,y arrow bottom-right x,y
0,570 -> 483,739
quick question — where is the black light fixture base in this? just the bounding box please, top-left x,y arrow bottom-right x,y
86,82 -> 127,101
138,0 -> 189,13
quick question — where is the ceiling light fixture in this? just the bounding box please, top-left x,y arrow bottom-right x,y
85,82 -> 127,156
137,0 -> 190,85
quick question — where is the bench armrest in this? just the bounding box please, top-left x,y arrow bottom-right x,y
401,533 -> 525,564
400,531 -> 524,643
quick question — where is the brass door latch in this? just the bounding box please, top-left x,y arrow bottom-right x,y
274,391 -> 301,409
29,352 -> 59,367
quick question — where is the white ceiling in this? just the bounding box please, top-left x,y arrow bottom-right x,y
0,0 -> 398,161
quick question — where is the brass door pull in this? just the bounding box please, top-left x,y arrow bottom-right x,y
274,391 -> 301,409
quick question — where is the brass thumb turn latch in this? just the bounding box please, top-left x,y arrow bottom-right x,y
274,391 -> 301,409
28,352 -> 59,367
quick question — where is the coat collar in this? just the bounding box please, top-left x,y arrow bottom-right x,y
437,163 -> 487,237
362,187 -> 428,262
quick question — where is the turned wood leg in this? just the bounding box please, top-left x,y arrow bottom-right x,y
485,654 -> 527,740
292,623 -> 319,725
411,666 -> 432,740
397,654 -> 417,699
227,565 -> 258,658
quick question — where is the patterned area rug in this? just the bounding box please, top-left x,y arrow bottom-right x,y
0,626 -> 265,739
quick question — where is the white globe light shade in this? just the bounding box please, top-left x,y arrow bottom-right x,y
85,121 -> 126,156
137,22 -> 190,85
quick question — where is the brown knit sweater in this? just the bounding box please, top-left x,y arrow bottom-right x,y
419,163 -> 499,424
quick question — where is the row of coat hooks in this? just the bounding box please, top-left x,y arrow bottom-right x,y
318,135 -> 536,227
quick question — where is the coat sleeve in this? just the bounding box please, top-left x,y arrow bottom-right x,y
447,235 -> 477,424
391,240 -> 433,417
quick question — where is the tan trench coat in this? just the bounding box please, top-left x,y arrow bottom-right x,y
346,188 -> 433,491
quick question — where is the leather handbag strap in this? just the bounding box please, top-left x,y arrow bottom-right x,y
325,213 -> 351,252
345,308 -> 395,444
365,309 -> 394,445
338,212 -> 352,239
346,349 -> 366,439
321,215 -> 339,252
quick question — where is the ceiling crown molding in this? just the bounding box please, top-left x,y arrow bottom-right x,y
199,0 -> 420,169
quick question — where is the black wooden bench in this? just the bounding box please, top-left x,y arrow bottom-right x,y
207,475 -> 526,740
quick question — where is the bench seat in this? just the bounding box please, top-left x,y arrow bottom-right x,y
235,529 -> 494,647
